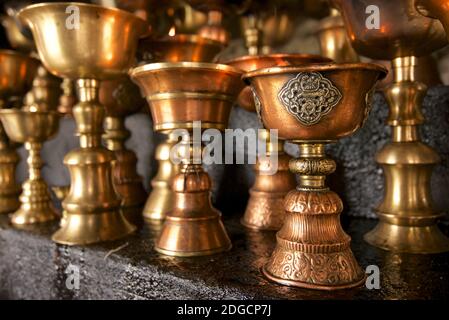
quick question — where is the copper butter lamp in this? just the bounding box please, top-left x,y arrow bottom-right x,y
19,2 -> 148,245
225,54 -> 331,231
131,62 -> 244,256
334,0 -> 449,253
138,34 -> 223,222
244,63 -> 386,290
0,50 -> 39,214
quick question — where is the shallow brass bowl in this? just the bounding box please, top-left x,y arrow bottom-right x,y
130,62 -> 244,131
0,110 -> 59,143
333,0 -> 447,60
0,49 -> 39,99
139,34 -> 224,63
225,54 -> 332,112
243,63 -> 386,141
18,2 -> 148,80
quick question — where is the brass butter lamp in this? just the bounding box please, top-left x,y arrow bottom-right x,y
19,2 -> 148,245
138,34 -> 223,222
244,62 -> 386,289
100,77 -> 147,226
0,50 -> 39,214
225,54 -> 331,230
131,62 -> 244,256
0,110 -> 59,224
334,0 -> 449,253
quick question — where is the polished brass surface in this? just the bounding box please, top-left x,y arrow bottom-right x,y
336,0 -> 449,253
24,65 -> 61,112
100,77 -> 147,226
19,2 -> 147,245
225,54 -> 332,112
243,63 -> 386,289
241,130 -> 296,230
131,62 -> 244,256
18,2 -> 148,80
317,8 -> 359,63
138,34 -> 225,221
0,50 -> 39,214
142,131 -> 179,221
365,56 -> 449,253
416,0 -> 449,40
0,110 -> 59,224
57,78 -> 76,117
0,15 -> 34,52
139,34 -> 223,63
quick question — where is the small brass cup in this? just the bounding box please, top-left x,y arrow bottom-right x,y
0,110 -> 59,224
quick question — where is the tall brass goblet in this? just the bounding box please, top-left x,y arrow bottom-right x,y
225,54 -> 331,230
0,50 -> 39,214
19,2 -> 147,245
0,110 -> 59,224
244,63 -> 386,289
138,34 -> 223,222
131,62 -> 244,256
100,77 -> 147,226
334,0 -> 449,253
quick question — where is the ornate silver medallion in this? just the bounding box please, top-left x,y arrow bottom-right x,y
278,72 -> 342,126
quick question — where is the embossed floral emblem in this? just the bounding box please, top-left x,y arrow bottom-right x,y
278,72 -> 342,126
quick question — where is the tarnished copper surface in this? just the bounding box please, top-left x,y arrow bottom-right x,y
0,110 -> 59,225
19,2 -> 147,245
131,62 -> 244,256
244,63 -> 385,290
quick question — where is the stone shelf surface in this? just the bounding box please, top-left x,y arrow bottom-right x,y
1,213 -> 448,300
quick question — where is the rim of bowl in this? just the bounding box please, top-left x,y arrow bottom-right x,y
223,53 -> 333,66
242,62 -> 388,81
140,34 -> 224,48
130,62 -> 242,77
0,109 -> 59,117
18,2 -> 149,38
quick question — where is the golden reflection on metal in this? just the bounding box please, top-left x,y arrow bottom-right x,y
0,50 -> 39,214
226,54 -> 331,230
57,78 -> 76,117
19,2 -> 148,245
0,110 -> 59,224
24,65 -> 61,112
131,62 -> 244,256
316,8 -> 359,63
100,77 -> 147,226
0,15 -> 34,52
138,34 -> 224,222
243,63 -> 386,290
335,0 -> 449,253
